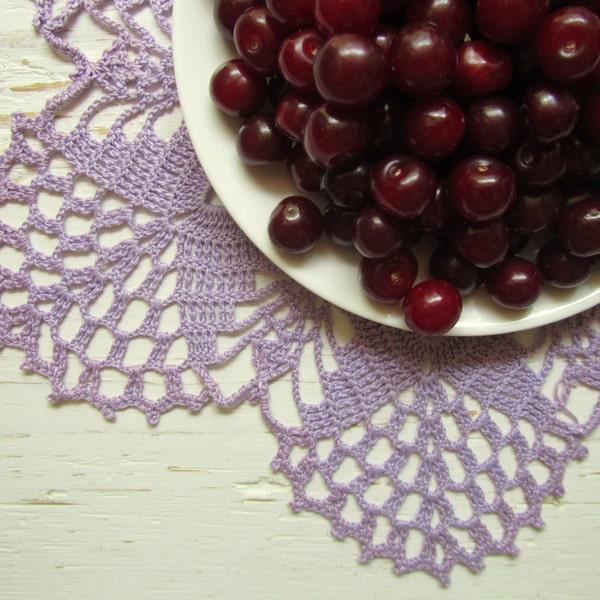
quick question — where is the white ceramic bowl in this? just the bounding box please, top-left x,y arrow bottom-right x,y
172,0 -> 600,335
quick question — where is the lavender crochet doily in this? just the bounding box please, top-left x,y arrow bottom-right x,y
1,0 -> 600,586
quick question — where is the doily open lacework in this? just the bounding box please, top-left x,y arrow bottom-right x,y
1,0 -> 599,586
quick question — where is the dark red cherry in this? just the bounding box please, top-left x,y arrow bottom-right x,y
428,242 -> 480,295
400,96 -> 466,162
313,33 -> 391,108
389,22 -> 457,98
352,203 -> 410,257
286,145 -> 325,193
537,238 -> 594,288
209,59 -> 268,118
320,160 -> 372,209
476,0 -> 549,45
372,23 -> 397,54
521,80 -> 580,142
452,40 -> 513,98
266,0 -> 314,28
535,6 -> 600,83
447,155 -> 517,223
486,256 -> 544,310
233,6 -> 288,76
464,95 -> 520,156
370,153 -> 437,219
405,0 -> 473,45
277,28 -> 325,92
302,103 -> 373,169
556,198 -> 600,257
450,218 -> 511,268
274,90 -> 321,140
402,279 -> 462,336
214,0 -> 264,40
236,113 -> 293,165
268,195 -> 324,253
508,139 -> 567,188
359,248 -> 418,303
314,0 -> 381,36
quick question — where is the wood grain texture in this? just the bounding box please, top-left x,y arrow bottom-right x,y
1,2 -> 599,598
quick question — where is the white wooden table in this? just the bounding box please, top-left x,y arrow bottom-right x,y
1,2 -> 599,598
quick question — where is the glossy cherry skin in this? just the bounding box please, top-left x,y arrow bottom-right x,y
210,59 -> 267,118
400,96 -> 465,162
213,0 -> 264,40
286,145 -> 325,193
508,139 -> 567,188
352,203 -> 410,257
452,40 -> 513,98
274,90 -> 320,140
535,6 -> 600,83
314,0 -> 381,36
464,95 -> 520,156
449,218 -> 511,268
404,0 -> 473,45
476,0 -> 549,45
359,248 -> 418,303
390,22 -> 457,98
447,155 -> 517,223
236,113 -> 293,165
402,279 -> 462,336
428,242 -> 479,295
320,160 -> 372,209
233,7 -> 289,76
266,0 -> 314,28
372,23 -> 396,54
537,238 -> 594,288
314,33 -> 391,108
520,81 -> 580,142
370,153 -> 437,219
486,257 -> 544,310
268,196 -> 324,253
302,103 -> 372,169
556,198 -> 600,257
277,28 -> 325,92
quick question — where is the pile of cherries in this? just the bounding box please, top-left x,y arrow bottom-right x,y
209,0 -> 600,335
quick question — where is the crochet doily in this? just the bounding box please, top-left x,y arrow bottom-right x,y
1,0 -> 599,586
